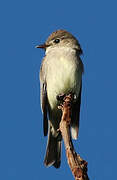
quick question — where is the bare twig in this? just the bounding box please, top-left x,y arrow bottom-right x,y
58,94 -> 89,180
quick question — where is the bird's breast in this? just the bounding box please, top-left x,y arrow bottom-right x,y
45,48 -> 82,109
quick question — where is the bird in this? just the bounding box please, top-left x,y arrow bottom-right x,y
36,29 -> 84,168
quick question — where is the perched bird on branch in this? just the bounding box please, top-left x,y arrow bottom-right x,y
36,29 -> 84,168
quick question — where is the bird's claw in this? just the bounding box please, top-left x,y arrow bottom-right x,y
56,94 -> 66,101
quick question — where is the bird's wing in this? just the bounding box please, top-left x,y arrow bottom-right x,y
71,84 -> 82,140
40,58 -> 48,136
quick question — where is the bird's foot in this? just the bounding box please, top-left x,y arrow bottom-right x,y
56,93 -> 66,101
57,93 -> 76,103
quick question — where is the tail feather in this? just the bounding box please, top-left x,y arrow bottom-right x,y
44,128 -> 61,168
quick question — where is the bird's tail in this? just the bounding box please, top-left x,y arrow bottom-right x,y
44,127 -> 61,168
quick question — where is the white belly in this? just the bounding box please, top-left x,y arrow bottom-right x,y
45,48 -> 82,109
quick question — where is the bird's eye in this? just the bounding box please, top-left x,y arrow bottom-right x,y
54,39 -> 60,44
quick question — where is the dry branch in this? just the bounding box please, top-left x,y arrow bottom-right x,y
58,94 -> 89,180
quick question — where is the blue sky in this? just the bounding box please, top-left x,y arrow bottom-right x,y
0,0 -> 116,179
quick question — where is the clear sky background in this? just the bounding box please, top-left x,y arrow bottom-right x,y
0,0 -> 116,179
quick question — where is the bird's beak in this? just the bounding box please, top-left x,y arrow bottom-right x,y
35,44 -> 49,49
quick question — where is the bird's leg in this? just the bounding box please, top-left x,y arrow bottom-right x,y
57,92 -> 76,102
56,93 -> 66,102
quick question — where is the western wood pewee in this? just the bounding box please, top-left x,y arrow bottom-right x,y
36,29 -> 84,168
